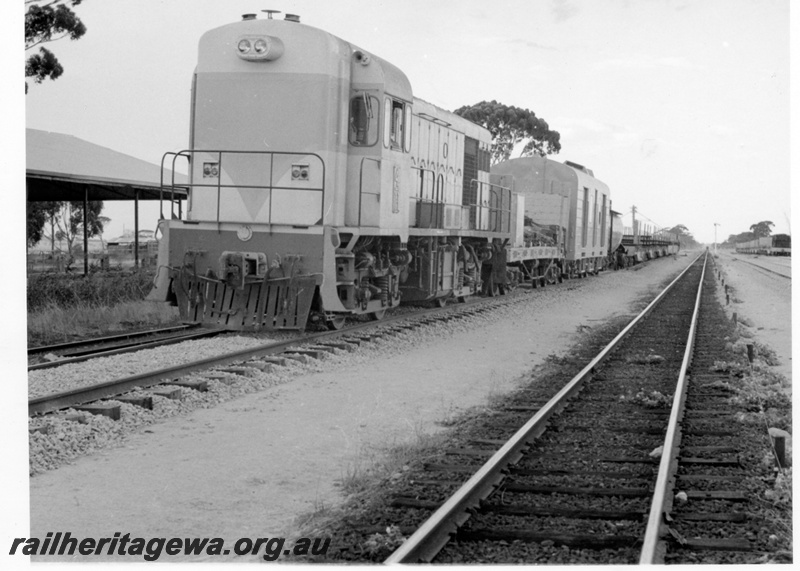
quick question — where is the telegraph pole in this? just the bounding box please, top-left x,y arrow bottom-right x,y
713,223 -> 720,256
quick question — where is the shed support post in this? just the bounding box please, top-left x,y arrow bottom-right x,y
134,188 -> 140,269
83,187 -> 89,276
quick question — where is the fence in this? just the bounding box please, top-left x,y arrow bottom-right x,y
27,246 -> 159,274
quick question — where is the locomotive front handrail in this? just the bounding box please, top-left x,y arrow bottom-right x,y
160,149 -> 326,226
158,152 -> 190,221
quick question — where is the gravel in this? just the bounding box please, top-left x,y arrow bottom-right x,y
27,336 -> 275,398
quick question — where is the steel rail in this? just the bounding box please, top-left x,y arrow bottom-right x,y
639,252 -> 708,563
28,329 -> 222,372
732,256 -> 791,280
28,331 -> 332,416
28,324 -> 199,355
384,253 -> 704,563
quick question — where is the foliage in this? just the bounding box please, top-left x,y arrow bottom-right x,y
722,231 -> 755,246
28,200 -> 106,257
26,200 -> 61,247
720,220 -> 776,246
27,269 -> 156,312
665,224 -> 699,248
60,200 -> 106,247
28,298 -> 180,346
749,220 -> 774,238
361,526 -> 406,559
453,100 -> 561,164
25,0 -> 87,92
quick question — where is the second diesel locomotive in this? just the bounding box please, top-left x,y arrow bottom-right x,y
148,13 -> 672,331
735,235 -> 791,256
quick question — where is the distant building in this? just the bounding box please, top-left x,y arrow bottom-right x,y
107,230 -> 158,257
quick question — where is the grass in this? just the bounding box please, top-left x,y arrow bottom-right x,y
27,300 -> 181,347
27,270 -> 158,312
26,269 -> 183,346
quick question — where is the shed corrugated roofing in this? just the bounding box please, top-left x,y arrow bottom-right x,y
26,128 -> 186,201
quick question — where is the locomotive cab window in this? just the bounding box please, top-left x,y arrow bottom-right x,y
383,97 -> 408,151
349,93 -> 379,146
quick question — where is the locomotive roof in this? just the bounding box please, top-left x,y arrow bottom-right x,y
413,97 -> 491,142
198,17 -> 412,100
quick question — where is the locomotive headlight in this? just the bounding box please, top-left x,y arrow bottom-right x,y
203,162 -> 220,178
237,39 -> 251,53
235,35 -> 284,61
291,163 -> 310,181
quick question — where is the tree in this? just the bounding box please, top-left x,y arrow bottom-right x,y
749,220 -> 774,238
453,101 -> 561,165
666,224 -> 699,249
26,200 -> 62,247
26,200 -> 106,259
722,231 -> 756,246
25,0 -> 87,93
57,201 -> 106,254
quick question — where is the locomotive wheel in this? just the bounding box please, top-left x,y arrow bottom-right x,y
327,316 -> 346,330
369,309 -> 387,321
456,295 -> 467,303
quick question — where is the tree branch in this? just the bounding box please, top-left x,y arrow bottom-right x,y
25,32 -> 71,50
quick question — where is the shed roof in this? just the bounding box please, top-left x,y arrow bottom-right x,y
26,128 -> 187,201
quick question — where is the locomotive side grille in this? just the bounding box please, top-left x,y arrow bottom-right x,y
463,137 -> 479,228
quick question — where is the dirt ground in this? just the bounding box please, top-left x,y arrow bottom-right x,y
713,251 -> 792,382
26,250 -> 789,562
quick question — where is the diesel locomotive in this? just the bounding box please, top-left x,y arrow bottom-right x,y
735,235 -> 791,256
148,12 -> 675,331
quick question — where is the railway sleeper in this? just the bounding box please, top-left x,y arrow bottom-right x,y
74,403 -> 121,421
214,365 -> 262,377
668,537 -> 754,552
455,528 -> 639,550
202,373 -> 239,385
245,360 -> 279,373
670,512 -> 748,522
509,467 -> 652,479
502,482 -> 651,497
171,378 -> 209,392
116,395 -> 154,410
480,503 -> 647,521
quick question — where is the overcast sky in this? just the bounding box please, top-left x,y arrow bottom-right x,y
16,0 -> 793,244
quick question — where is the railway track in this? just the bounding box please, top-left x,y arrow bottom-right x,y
27,287 -> 544,418
304,251 -> 784,564
28,324 -> 226,371
28,324 -> 200,357
729,255 -> 791,280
